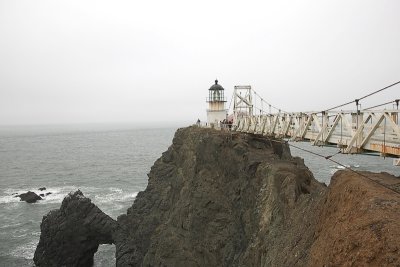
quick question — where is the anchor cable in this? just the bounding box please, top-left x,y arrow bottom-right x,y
247,133 -> 400,195
261,136 -> 400,195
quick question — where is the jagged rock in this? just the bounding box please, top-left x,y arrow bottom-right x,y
18,191 -> 42,203
116,126 -> 325,266
33,190 -> 118,267
38,187 -> 46,191
39,194 -> 45,197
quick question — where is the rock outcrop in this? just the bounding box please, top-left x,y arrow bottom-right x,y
115,126 -> 325,266
34,126 -> 400,266
18,191 -> 42,203
33,190 -> 117,267
309,170 -> 400,266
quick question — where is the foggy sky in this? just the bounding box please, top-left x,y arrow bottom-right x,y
0,0 -> 399,125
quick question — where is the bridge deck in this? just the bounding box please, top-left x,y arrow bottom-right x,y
234,110 -> 400,158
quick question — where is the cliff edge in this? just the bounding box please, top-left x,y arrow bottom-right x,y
34,126 -> 400,266
116,126 -> 325,266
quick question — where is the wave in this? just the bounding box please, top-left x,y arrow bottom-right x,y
329,164 -> 360,170
94,191 -> 137,204
1,186 -> 138,206
0,222 -> 23,230
0,186 -> 75,205
328,164 -> 362,176
0,195 -> 21,204
9,239 -> 38,260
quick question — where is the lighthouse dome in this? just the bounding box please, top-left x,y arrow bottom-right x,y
209,79 -> 224,91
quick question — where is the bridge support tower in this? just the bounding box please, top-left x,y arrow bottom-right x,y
233,85 -> 253,125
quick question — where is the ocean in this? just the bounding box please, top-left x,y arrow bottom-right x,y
0,125 -> 176,266
0,125 -> 399,266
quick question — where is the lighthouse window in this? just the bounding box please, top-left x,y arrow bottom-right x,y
213,90 -> 220,100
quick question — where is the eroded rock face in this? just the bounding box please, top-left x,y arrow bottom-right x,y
33,190 -> 117,267
116,127 -> 325,266
309,170 -> 400,266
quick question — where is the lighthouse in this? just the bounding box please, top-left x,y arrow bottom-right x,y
207,79 -> 227,126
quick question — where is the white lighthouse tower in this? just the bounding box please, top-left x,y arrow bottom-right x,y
207,79 -> 227,126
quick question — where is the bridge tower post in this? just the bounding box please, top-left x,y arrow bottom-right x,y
233,85 -> 253,126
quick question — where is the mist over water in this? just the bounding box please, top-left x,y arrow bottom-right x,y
0,125 -> 398,266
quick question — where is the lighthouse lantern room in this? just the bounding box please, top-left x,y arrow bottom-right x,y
206,79 -> 227,126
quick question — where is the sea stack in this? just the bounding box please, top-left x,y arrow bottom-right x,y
18,191 -> 42,203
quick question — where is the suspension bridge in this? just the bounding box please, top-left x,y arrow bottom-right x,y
230,81 -> 400,162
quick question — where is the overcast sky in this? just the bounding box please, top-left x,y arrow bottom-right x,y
0,0 -> 399,125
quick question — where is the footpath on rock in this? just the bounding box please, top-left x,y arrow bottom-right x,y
34,126 -> 400,267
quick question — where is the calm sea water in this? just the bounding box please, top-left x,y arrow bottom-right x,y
0,125 -> 399,266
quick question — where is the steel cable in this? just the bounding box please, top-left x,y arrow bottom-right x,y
325,80 -> 400,112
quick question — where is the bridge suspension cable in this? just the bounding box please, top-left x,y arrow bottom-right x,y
358,80 -> 400,101
252,90 -> 289,114
228,91 -> 234,111
324,80 -> 400,112
363,99 -> 399,111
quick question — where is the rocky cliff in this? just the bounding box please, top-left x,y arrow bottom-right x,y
34,126 -> 400,266
115,126 -> 325,267
309,170 -> 400,266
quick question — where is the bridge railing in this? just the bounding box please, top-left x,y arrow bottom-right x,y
234,110 -> 400,157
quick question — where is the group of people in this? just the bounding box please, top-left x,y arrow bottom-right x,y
196,118 -> 233,129
220,119 -> 233,129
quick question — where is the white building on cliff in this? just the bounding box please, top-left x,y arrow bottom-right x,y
206,79 -> 227,126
